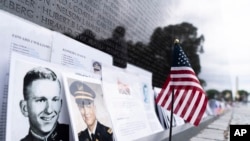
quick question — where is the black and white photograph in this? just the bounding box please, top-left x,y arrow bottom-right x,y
6,53 -> 71,141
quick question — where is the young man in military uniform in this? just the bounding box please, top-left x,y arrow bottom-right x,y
70,81 -> 113,141
19,67 -> 69,141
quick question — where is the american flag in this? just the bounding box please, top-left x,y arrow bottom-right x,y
156,41 -> 208,126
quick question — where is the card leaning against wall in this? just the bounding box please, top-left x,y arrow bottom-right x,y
62,72 -> 115,141
6,53 -> 72,141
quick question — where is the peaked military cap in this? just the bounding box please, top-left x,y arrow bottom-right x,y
69,81 -> 96,105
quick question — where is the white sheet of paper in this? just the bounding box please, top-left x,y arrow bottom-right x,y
126,64 -> 164,134
51,32 -> 113,79
102,66 -> 153,141
0,10 -> 53,140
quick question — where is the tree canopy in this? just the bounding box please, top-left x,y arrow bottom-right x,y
128,22 -> 205,87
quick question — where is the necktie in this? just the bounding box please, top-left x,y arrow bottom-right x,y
91,133 -> 96,141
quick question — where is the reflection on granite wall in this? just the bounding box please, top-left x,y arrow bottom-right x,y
0,0 -> 204,88
0,0 -> 172,42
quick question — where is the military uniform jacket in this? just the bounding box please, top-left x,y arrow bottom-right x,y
20,123 -> 69,141
78,121 -> 113,141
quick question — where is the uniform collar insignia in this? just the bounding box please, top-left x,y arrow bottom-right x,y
107,128 -> 112,134
77,83 -> 84,91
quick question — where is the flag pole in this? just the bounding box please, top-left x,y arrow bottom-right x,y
169,88 -> 174,141
168,39 -> 179,141
156,38 -> 208,131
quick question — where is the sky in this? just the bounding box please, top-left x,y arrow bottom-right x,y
160,0 -> 250,94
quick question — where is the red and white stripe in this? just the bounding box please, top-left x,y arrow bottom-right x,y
156,67 -> 208,126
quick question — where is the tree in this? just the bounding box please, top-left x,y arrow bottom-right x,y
148,22 -> 205,87
237,90 -> 248,102
221,89 -> 233,102
206,89 -> 220,100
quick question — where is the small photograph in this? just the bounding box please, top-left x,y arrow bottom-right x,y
91,61 -> 102,80
92,61 -> 102,75
6,54 -> 71,141
117,80 -> 131,95
142,84 -> 149,104
63,73 -> 114,141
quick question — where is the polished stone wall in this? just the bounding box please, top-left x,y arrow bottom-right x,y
0,0 -> 173,43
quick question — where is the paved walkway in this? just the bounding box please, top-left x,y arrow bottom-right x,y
190,103 -> 250,141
